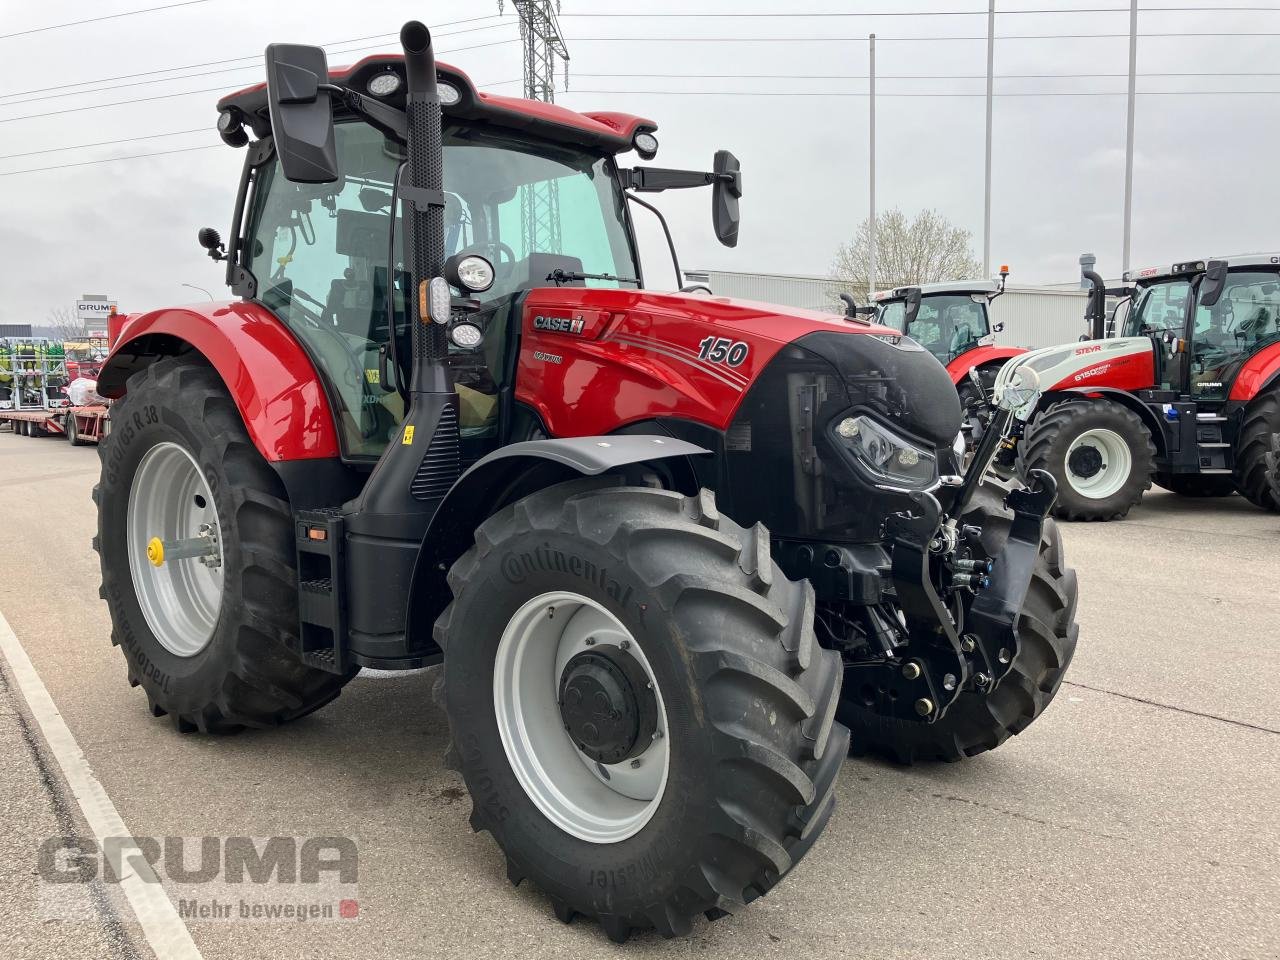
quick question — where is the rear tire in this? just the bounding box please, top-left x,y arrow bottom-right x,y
1233,389 -> 1280,511
94,355 -> 356,733
1153,473 -> 1236,497
436,478 -> 846,941
1017,399 -> 1155,520
837,479 -> 1078,763
1267,432 -> 1280,504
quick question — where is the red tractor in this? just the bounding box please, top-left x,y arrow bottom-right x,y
869,271 -> 1023,445
93,23 -> 1079,941
991,256 -> 1280,520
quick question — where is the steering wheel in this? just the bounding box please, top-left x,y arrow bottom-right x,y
479,241 -> 516,281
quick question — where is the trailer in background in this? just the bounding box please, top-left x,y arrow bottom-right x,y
0,405 -> 110,443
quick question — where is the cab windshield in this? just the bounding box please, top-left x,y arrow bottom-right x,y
245,121 -> 638,458
1190,270 -> 1280,399
1124,279 -> 1190,338
877,294 -> 990,365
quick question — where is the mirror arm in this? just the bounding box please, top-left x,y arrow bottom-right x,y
320,83 -> 409,143
625,192 -> 681,289
623,166 -> 725,193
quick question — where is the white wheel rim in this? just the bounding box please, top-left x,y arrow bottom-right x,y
126,442 -> 224,657
1066,427 -> 1133,500
493,591 -> 670,844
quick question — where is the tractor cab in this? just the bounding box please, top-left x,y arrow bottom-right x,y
870,272 -> 1012,380
1120,255 -> 1280,404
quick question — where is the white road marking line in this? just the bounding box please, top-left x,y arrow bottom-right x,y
0,607 -> 204,960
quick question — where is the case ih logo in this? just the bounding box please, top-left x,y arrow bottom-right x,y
1075,344 -> 1103,355
533,315 -> 585,335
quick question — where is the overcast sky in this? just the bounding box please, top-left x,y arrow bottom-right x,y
1,0 -> 1277,323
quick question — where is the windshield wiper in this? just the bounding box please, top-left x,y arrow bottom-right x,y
547,268 -> 639,286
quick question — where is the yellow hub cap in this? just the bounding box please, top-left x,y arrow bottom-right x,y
146,537 -> 165,567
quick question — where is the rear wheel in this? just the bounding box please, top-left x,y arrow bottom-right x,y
1153,473 -> 1236,497
1017,399 -> 1155,520
838,479 -> 1078,763
436,478 -> 846,942
1233,389 -> 1280,511
94,355 -> 356,733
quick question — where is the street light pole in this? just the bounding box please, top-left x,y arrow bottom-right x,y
868,33 -> 876,299
983,0 -> 995,277
1121,0 -> 1138,272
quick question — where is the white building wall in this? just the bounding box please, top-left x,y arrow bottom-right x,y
688,270 -> 1090,349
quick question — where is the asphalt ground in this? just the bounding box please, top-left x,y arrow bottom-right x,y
0,426 -> 1276,959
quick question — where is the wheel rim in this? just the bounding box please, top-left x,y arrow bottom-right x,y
126,442 -> 224,657
493,591 -> 670,844
1065,427 -> 1132,499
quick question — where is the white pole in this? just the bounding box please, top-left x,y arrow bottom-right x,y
868,33 -> 876,299
1121,0 -> 1137,272
983,0 -> 995,276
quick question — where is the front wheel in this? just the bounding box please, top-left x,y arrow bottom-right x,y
94,355 -> 356,733
1017,399 -> 1155,521
436,479 -> 846,942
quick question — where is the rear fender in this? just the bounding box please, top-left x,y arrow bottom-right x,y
1228,340 -> 1280,402
97,301 -> 340,461
405,435 -> 709,648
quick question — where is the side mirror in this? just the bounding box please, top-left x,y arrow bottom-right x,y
264,43 -> 338,184
712,150 -> 742,248
992,321 -> 1005,333
1199,259 -> 1229,308
903,287 -> 923,325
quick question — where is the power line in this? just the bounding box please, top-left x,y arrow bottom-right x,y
572,31 -> 1280,41
566,87 -> 1280,97
0,144 -> 221,178
562,5 -> 1280,14
0,0 -> 211,40
0,128 -> 209,161
0,15 -> 510,101
572,70 -> 1280,80
0,39 -> 521,124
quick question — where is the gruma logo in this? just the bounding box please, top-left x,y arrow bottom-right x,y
533,315 -> 586,335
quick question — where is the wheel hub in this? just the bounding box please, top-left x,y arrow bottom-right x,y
1067,443 -> 1104,479
558,645 -> 657,764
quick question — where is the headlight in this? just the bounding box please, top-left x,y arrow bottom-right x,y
437,82 -> 461,106
367,72 -> 402,97
443,252 -> 495,293
833,415 -> 937,488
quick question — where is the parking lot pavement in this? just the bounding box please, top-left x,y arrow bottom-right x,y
1,427 -> 1277,959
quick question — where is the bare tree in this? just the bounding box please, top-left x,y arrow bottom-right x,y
41,306 -> 85,342
830,208 -> 984,303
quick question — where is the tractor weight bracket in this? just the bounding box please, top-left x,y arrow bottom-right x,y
963,468 -> 1057,687
879,492 -> 968,722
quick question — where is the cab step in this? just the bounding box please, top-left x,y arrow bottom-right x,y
293,508 -> 349,674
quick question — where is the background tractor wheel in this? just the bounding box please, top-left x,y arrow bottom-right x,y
1017,398 -> 1155,520
1233,390 -> 1280,511
838,478 -> 1079,763
94,355 -> 356,733
436,478 -> 846,942
1266,432 -> 1280,504
66,412 -> 86,446
1153,473 -> 1236,497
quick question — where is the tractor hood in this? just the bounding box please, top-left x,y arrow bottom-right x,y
515,285 -> 962,447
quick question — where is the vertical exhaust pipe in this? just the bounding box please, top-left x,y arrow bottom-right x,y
1082,269 -> 1107,341
400,20 -> 449,389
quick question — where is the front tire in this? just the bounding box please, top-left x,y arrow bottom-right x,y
94,355 -> 356,733
1233,390 -> 1280,511
436,478 -> 846,941
1017,399 -> 1155,520
837,479 -> 1079,763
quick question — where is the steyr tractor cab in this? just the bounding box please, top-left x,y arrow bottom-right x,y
92,22 -> 1079,941
870,270 -> 1022,444
994,254 -> 1280,520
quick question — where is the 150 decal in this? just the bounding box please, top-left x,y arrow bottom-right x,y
696,336 -> 749,367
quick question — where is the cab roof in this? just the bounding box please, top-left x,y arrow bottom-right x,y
1123,253 -> 1280,284
870,279 -> 1000,303
216,53 -> 656,154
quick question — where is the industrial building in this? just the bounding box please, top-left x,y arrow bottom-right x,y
684,269 -> 1091,349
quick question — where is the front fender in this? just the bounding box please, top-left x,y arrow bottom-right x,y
406,435 -> 709,648
98,301 -> 339,461
946,346 -> 1025,385
1229,340 -> 1280,401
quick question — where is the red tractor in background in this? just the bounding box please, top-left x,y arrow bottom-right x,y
990,255 -> 1280,520
92,22 -> 1079,941
870,269 -> 1023,445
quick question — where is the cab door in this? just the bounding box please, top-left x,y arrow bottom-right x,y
1187,269 -> 1280,403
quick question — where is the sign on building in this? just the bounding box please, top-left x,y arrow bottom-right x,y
76,295 -> 116,326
